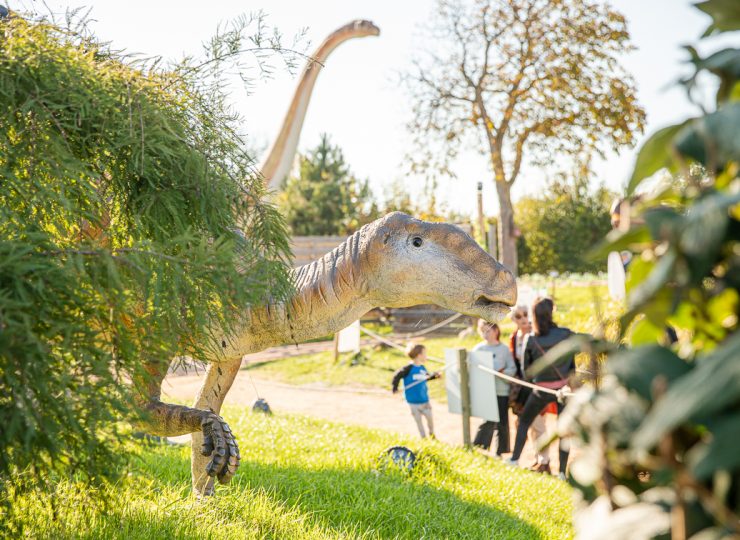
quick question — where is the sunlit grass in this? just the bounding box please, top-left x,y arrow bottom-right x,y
5,407 -> 573,539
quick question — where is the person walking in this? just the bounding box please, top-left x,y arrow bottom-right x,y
472,320 -> 517,456
507,298 -> 575,480
391,344 -> 440,438
509,306 -> 552,473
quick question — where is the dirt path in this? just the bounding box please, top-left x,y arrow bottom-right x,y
162,370 -> 563,471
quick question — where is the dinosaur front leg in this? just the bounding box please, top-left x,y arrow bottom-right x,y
135,360 -> 240,487
190,355 -> 243,497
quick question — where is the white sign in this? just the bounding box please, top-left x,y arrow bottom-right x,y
608,251 -> 626,301
445,349 -> 500,422
337,320 -> 361,353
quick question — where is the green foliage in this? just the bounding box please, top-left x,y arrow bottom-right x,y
696,0 -> 740,36
550,5 -> 740,536
516,177 -> 615,275
2,407 -> 574,539
0,15 -> 293,495
278,134 -> 379,236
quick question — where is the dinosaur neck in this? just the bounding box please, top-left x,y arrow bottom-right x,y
259,29 -> 362,191
230,229 -> 372,354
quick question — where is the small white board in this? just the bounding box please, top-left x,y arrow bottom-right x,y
445,349 -> 499,422
337,320 -> 361,353
608,251 -> 626,301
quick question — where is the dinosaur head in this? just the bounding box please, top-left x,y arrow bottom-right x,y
361,212 -> 517,323
339,20 -> 380,38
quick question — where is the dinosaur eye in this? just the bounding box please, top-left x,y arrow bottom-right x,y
412,236 -> 423,248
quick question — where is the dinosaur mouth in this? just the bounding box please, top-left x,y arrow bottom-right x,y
474,294 -> 514,309
470,293 -> 515,322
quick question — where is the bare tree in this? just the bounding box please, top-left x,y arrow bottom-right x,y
404,0 -> 645,272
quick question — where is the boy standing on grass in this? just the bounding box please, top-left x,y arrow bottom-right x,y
391,344 -> 440,438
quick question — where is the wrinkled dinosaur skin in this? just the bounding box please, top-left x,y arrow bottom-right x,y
180,212 -> 518,496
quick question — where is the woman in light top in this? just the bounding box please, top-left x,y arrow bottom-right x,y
472,319 -> 517,456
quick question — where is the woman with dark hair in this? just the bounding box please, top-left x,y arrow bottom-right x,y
506,297 -> 575,480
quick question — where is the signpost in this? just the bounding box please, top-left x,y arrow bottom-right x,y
445,348 -> 500,448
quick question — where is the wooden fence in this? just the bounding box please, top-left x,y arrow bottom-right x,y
290,236 -> 346,268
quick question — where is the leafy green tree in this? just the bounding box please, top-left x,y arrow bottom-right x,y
540,3 -> 740,536
404,0 -> 645,273
278,134 -> 379,235
0,12 -> 293,507
516,173 -> 614,275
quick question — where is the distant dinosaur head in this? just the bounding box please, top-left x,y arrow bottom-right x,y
336,19 -> 380,39
360,212 -> 516,322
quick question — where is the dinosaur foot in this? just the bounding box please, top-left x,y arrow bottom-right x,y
200,413 -> 240,484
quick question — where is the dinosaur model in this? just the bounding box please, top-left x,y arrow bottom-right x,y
258,19 -> 380,191
136,213 -> 516,496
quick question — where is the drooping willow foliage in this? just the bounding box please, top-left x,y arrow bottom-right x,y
0,12 -> 295,491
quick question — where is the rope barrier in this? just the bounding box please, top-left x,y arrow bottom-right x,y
393,312 -> 463,338
476,364 -> 575,401
358,325 -> 446,364
359,324 -> 575,401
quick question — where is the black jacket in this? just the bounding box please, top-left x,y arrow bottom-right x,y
391,363 -> 440,393
522,326 -> 575,383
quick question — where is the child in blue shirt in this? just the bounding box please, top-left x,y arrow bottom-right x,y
391,344 -> 440,438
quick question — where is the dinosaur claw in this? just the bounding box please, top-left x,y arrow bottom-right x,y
201,434 -> 215,456
200,413 -> 240,483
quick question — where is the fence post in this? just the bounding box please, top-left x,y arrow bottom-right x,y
487,223 -> 498,260
476,182 -> 486,248
455,348 -> 472,448
333,333 -> 340,364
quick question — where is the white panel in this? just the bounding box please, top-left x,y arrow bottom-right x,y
445,349 -> 499,422
608,251 -> 627,301
337,320 -> 361,353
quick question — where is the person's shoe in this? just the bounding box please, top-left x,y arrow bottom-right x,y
558,472 -> 567,481
504,457 -> 519,467
534,462 -> 552,474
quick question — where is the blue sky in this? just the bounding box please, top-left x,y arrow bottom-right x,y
12,0 -> 738,216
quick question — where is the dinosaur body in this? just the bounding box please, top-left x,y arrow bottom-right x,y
187,212 -> 517,495
138,213 -> 516,495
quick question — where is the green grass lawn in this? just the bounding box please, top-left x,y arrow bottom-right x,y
245,283 -> 618,402
5,407 -> 573,539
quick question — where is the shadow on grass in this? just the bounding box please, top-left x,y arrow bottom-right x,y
140,449 -> 545,540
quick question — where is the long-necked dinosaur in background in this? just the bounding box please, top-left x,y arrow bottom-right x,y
258,20 -> 380,190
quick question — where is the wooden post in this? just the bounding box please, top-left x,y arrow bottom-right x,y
476,182 -> 486,247
487,223 -> 498,259
332,333 -> 340,364
455,348 -> 471,448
